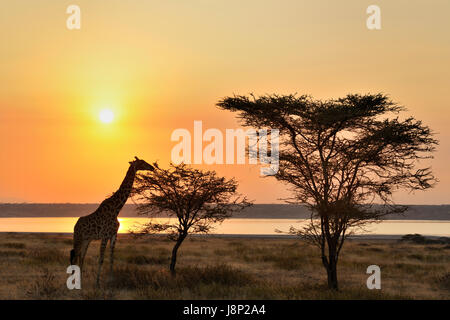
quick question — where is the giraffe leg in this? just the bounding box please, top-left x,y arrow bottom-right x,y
108,234 -> 117,282
96,238 -> 108,287
79,240 -> 90,275
71,241 -> 81,266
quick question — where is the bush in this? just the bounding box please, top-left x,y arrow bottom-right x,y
401,234 -> 450,245
110,264 -> 254,291
400,234 -> 427,244
178,264 -> 254,286
29,248 -> 66,264
110,266 -> 171,290
435,273 -> 450,291
26,269 -> 62,299
0,250 -> 25,258
0,242 -> 26,249
126,254 -> 167,265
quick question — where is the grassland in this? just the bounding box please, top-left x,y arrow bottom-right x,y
0,233 -> 448,299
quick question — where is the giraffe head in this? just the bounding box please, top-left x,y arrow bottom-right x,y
130,156 -> 155,171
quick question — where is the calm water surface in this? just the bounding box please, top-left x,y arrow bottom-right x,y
0,218 -> 448,236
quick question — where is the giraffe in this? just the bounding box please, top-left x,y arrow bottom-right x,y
70,156 -> 154,286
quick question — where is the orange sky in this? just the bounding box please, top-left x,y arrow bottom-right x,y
1,1 -> 449,204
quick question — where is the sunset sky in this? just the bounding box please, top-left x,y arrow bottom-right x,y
1,0 -> 449,204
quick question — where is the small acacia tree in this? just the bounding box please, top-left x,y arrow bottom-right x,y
132,162 -> 251,275
217,93 -> 438,290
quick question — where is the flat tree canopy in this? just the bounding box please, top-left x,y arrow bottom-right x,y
217,93 -> 438,290
131,162 -> 250,274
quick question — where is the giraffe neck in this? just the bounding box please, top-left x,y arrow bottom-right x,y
110,165 -> 137,215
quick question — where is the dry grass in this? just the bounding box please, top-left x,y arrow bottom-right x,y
0,233 -> 448,300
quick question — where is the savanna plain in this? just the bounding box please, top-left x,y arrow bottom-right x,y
0,233 -> 448,300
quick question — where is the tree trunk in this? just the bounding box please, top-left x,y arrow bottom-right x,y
321,238 -> 339,290
169,235 -> 186,276
326,259 -> 339,290
325,241 -> 339,290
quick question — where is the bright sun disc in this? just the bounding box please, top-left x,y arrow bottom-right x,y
99,109 -> 114,123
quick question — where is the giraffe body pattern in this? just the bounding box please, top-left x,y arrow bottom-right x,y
70,157 -> 154,286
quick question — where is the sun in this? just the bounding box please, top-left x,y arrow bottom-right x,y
99,109 -> 114,124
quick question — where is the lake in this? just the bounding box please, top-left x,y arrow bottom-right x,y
0,218 -> 448,237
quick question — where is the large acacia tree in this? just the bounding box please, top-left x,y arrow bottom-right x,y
132,162 -> 250,275
217,93 -> 437,290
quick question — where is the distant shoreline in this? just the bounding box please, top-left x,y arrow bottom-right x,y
0,203 -> 449,220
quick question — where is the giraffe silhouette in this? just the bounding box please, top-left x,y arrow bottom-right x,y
70,156 -> 154,286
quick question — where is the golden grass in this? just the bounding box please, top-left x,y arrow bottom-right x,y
0,233 -> 448,300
